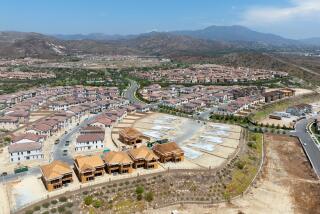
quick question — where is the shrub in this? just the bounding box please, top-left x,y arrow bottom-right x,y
50,208 -> 57,213
136,194 -> 143,201
84,196 -> 93,206
135,186 -> 144,195
33,206 -> 41,211
59,196 -> 67,202
247,142 -> 257,149
25,210 -> 33,214
236,160 -> 245,170
51,200 -> 58,205
42,211 -> 49,214
144,191 -> 154,202
57,205 -> 65,213
65,202 -> 73,208
42,202 -> 50,208
93,200 -> 102,208
250,135 -> 257,141
64,211 -> 72,214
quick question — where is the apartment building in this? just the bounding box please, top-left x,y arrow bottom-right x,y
0,116 -> 19,130
8,142 -> 43,162
75,133 -> 105,151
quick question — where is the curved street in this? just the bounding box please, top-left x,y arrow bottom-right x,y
292,118 -> 320,177
123,79 -> 145,105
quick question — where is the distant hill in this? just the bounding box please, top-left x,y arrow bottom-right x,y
0,31 -> 233,58
120,32 -> 233,56
53,33 -> 136,41
53,25 -> 302,47
0,32 -> 68,58
300,37 -> 320,46
1,26 -> 319,59
172,25 -> 298,46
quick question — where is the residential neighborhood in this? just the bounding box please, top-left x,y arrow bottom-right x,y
140,83 -> 296,116
132,64 -> 288,84
1,1 -> 320,213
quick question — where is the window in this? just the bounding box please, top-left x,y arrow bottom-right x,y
27,151 -> 30,154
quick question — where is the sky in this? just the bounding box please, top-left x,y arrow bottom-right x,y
0,0 -> 320,39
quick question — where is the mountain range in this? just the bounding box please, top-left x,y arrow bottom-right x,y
54,25 -> 320,46
0,25 -> 319,59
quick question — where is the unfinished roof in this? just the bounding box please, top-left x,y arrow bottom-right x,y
119,127 -> 143,140
40,160 -> 72,181
74,155 -> 104,172
153,142 -> 184,156
103,151 -> 133,165
128,146 -> 159,161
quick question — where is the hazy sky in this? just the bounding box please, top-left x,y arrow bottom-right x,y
1,0 -> 320,39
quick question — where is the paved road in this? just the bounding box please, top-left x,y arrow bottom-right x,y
292,118 -> 320,177
52,114 -> 101,165
197,107 -> 218,120
123,79 -> 145,105
0,114 -> 100,183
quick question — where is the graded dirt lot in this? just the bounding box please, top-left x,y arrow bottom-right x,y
148,134 -> 320,214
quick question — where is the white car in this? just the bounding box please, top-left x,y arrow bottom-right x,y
303,143 -> 307,146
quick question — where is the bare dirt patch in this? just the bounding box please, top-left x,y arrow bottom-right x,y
265,134 -> 320,214
148,134 -> 320,214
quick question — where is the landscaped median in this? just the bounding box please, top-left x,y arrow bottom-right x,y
308,122 -> 320,145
